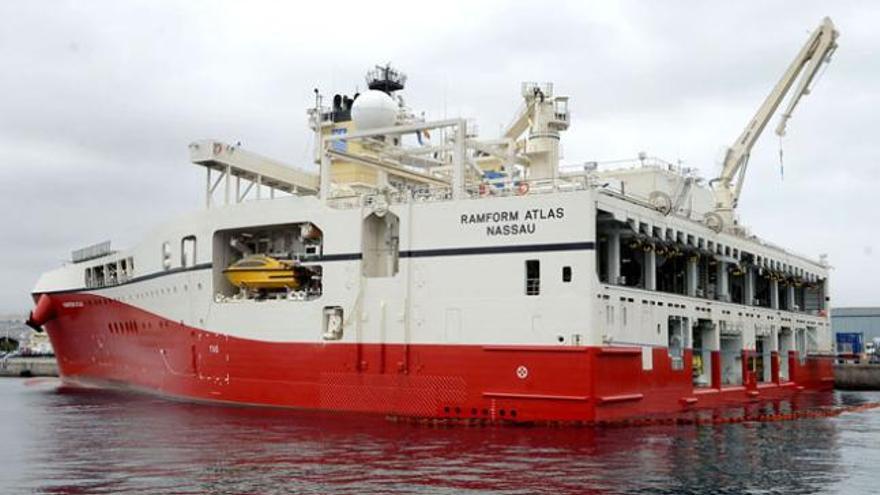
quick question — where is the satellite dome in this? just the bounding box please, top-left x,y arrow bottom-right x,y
351,90 -> 398,130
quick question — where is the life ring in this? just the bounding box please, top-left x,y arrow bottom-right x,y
517,182 -> 530,196
479,183 -> 490,196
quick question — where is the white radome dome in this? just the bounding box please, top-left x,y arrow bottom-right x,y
351,90 -> 398,130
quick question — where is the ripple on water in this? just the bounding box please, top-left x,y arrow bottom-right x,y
1,380 -> 879,494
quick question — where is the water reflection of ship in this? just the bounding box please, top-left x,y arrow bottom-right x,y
34,385 -> 846,494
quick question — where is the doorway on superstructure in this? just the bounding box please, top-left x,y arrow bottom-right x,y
691,319 -> 714,388
730,266 -> 745,304
656,247 -> 686,295
755,270 -> 773,308
720,329 -> 743,385
795,327 -> 807,365
667,316 -> 688,370
778,283 -> 790,311
362,212 -> 400,278
619,236 -> 645,288
181,235 -> 197,268
755,333 -> 772,383
778,327 -> 793,381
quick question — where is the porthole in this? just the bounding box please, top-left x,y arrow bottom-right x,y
562,266 -> 572,283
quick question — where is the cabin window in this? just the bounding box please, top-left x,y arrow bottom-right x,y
562,266 -> 572,283
525,260 -> 540,295
162,242 -> 172,270
94,265 -> 105,287
85,267 -> 93,288
181,235 -> 197,268
106,263 -> 118,285
118,259 -> 127,282
127,257 -> 135,278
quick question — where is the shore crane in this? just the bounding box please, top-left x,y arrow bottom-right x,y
708,17 -> 839,234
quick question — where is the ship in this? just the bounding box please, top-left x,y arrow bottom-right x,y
27,19 -> 839,423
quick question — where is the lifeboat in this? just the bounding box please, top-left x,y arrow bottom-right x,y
223,255 -> 300,290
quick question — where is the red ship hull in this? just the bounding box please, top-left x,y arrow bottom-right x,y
42,293 -> 834,423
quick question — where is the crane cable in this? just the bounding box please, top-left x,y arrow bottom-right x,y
779,134 -> 785,181
777,55 -> 832,183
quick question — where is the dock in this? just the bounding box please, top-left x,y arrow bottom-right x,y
833,363 -> 880,390
0,357 -> 59,377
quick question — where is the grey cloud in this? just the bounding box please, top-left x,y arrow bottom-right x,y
1,0 -> 878,312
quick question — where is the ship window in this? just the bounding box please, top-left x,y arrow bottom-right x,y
525,260 -> 540,295
181,235 -> 197,268
236,260 -> 265,268
562,266 -> 572,283
85,267 -> 93,288
106,263 -> 118,285
162,242 -> 171,270
93,265 -> 105,287
127,257 -> 134,277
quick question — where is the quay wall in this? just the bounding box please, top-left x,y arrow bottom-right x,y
0,357 -> 59,377
834,363 -> 880,390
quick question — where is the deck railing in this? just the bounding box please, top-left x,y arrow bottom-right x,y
326,173 -> 599,210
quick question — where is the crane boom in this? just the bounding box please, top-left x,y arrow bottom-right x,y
710,17 -> 838,232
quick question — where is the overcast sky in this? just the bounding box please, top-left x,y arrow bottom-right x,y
1,1 -> 878,314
